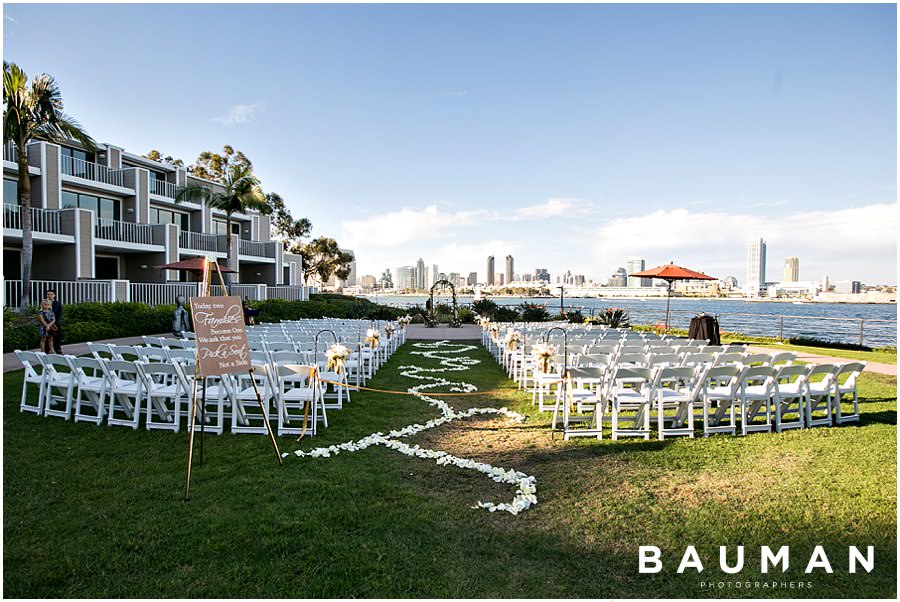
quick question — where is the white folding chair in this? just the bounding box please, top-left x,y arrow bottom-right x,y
102,360 -> 145,430
654,366 -> 697,439
805,364 -> 837,428
230,362 -> 277,435
274,364 -> 322,436
738,366 -> 777,435
700,365 -> 743,437
41,354 -> 78,420
833,362 -> 866,424
138,362 -> 188,432
71,356 -> 109,424
610,367 -> 654,440
14,350 -> 48,415
773,365 -> 809,432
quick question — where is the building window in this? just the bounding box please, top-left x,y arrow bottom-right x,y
3,179 -> 18,206
62,191 -> 120,221
60,146 -> 94,163
212,220 -> 241,236
150,206 -> 190,230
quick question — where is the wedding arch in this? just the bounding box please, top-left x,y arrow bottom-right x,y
427,279 -> 460,327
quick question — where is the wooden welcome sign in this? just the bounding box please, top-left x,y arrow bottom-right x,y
189,295 -> 250,377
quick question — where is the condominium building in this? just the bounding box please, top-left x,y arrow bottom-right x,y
833,280 -> 862,294
505,255 -> 514,285
467,272 -> 477,286
744,238 -> 767,296
2,139 -> 309,306
534,268 -> 550,283
784,256 -> 799,282
431,264 -> 439,287
626,256 -> 649,288
394,265 -> 416,290
486,256 -> 495,287
415,257 -> 426,289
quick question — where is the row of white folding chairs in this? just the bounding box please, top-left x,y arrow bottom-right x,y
91,342 -> 358,412
15,350 -> 327,438
552,361 -> 866,441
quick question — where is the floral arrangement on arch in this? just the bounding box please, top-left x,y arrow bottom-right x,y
365,328 -> 381,348
505,331 -> 522,351
325,343 -> 351,374
531,342 -> 555,374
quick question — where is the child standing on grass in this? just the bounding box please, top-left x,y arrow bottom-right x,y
37,298 -> 56,354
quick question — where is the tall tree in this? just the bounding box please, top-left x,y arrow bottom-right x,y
143,149 -> 184,167
298,237 -> 354,286
3,62 -> 96,311
188,145 -> 251,183
265,192 -> 312,250
175,163 -> 267,286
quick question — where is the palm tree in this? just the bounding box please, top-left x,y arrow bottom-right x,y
175,163 -> 267,288
3,62 -> 96,311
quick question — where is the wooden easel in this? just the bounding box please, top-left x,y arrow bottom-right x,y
184,257 -> 282,501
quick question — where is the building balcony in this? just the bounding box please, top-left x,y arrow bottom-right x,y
150,179 -> 177,199
95,218 -> 155,246
61,155 -> 130,189
4,141 -> 17,163
3,204 -> 63,236
179,230 -> 225,253
239,238 -> 277,259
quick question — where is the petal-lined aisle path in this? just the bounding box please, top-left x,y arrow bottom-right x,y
283,340 -> 539,515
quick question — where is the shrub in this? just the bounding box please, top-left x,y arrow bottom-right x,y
519,303 -> 550,322
595,308 -> 630,328
495,306 -> 521,323
566,310 -> 584,324
456,307 -> 475,324
472,299 -> 498,319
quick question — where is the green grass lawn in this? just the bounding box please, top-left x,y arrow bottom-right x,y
4,341 -> 896,598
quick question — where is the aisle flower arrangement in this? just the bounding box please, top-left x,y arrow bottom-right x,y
531,343 -> 555,373
324,343 -> 351,374
365,328 -> 381,348
285,340 -> 538,516
505,331 -> 522,351
478,316 -> 491,330
385,324 -> 395,340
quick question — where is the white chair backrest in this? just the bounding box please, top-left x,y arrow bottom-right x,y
15,350 -> 45,379
835,362 -> 866,387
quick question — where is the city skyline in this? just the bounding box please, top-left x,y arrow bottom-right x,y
3,4 -> 896,283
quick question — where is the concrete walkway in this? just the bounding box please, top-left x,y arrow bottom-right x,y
746,345 -> 896,376
2,333 -> 174,373
405,324 -> 482,341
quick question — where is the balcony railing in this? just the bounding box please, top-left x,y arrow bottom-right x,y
4,141 -> 17,162
210,283 -> 263,300
4,279 -> 113,308
3,204 -> 62,235
151,179 -> 177,199
267,285 -> 310,302
179,231 -> 224,253
239,239 -> 276,258
61,155 -> 127,188
130,282 -> 199,306
95,218 -> 154,245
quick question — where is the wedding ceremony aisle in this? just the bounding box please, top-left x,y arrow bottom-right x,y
4,339 -> 896,597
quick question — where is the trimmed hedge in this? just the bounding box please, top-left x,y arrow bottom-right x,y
3,294 -> 408,353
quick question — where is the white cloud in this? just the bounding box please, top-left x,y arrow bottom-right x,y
213,102 -> 262,125
591,203 -> 897,283
512,198 -> 593,219
341,205 -> 487,249
4,15 -> 17,23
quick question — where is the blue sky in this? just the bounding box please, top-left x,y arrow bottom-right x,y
4,3 -> 896,283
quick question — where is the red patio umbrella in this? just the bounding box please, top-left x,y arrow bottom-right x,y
628,262 -> 716,330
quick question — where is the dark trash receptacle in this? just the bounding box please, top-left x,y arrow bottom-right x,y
689,314 -> 720,345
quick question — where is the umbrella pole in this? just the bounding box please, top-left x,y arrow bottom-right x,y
665,280 -> 672,331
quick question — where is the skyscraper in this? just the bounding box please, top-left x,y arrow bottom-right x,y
486,256 -> 495,286
745,238 -> 767,296
534,268 -> 550,283
394,266 -> 416,290
784,256 -> 799,282
432,264 -> 439,286
505,255 -> 514,285
626,256 -> 648,287
467,272 -> 478,286
416,258 -> 426,289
